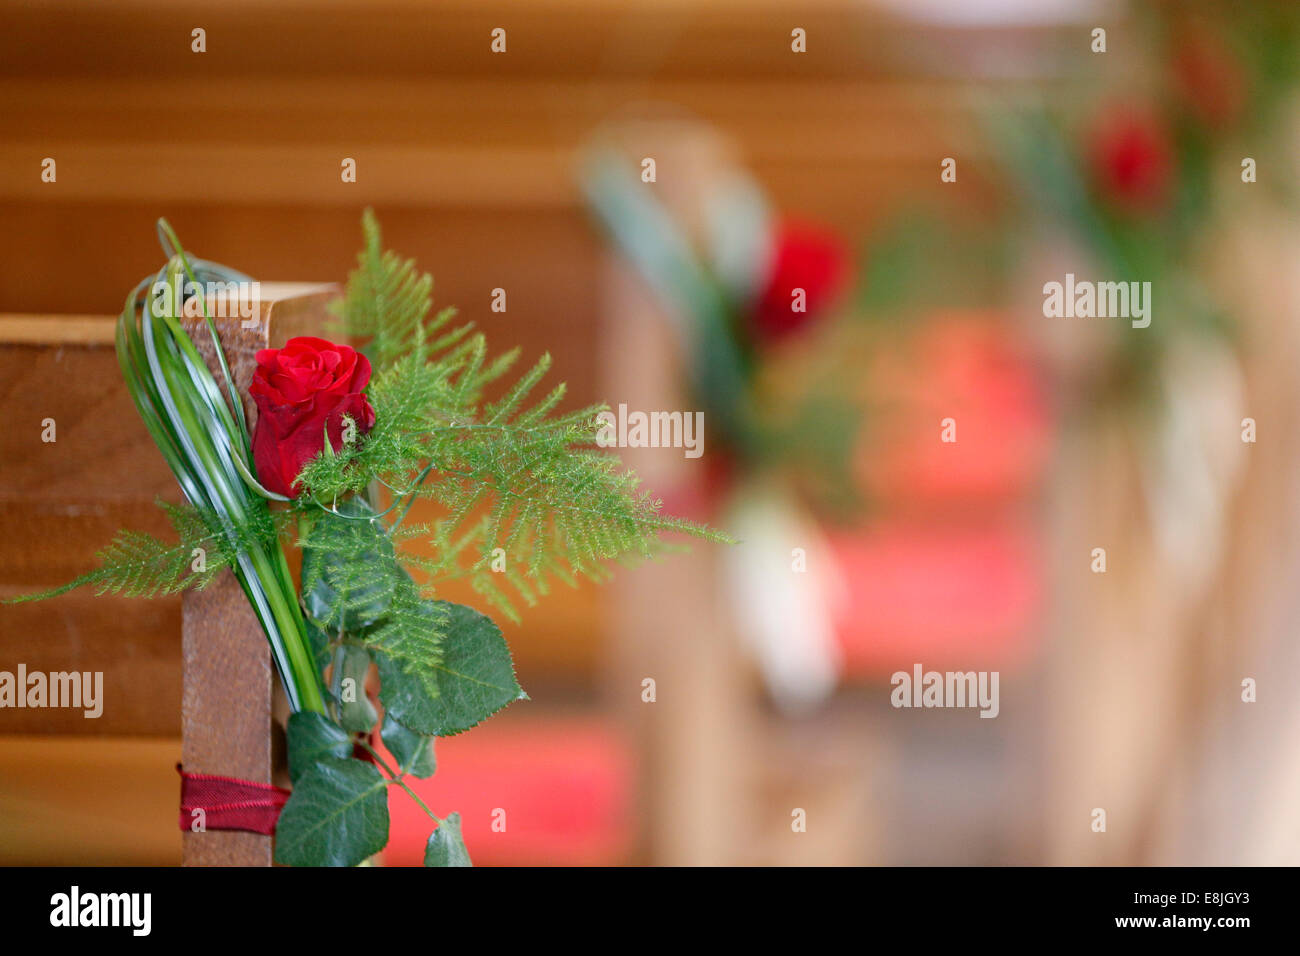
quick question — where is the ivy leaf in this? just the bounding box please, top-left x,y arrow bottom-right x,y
286,711 -> 353,784
381,711 -> 437,778
274,757 -> 389,868
335,643 -> 378,734
374,600 -> 525,736
424,812 -> 472,867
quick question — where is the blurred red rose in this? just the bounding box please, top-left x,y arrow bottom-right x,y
1087,106 -> 1174,212
750,219 -> 850,343
250,336 -> 376,497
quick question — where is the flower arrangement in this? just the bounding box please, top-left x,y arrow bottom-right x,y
984,1 -> 1300,402
581,149 -> 860,517
11,212 -> 723,866
581,142 -> 865,710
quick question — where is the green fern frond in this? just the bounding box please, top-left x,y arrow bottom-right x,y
302,210 -> 731,621
4,500 -> 290,604
362,588 -> 446,683
300,500 -> 409,631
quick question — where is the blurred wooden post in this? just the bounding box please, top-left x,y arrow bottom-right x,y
597,123 -> 759,865
181,284 -> 336,866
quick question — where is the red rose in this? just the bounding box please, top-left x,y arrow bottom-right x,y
1087,106 -> 1174,213
249,336 -> 376,497
751,219 -> 850,344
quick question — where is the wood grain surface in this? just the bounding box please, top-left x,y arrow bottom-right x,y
178,287 -> 333,866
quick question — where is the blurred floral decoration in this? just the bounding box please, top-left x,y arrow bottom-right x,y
582,150 -> 861,517
579,0 -> 1300,707
985,0 -> 1300,593
582,142 -> 863,709
856,0 -> 1300,640
987,0 -> 1300,400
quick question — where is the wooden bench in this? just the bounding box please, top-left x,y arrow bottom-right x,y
0,285 -> 335,866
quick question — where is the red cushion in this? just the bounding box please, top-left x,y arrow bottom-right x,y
381,717 -> 633,866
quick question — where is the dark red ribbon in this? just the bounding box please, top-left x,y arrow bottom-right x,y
177,765 -> 290,835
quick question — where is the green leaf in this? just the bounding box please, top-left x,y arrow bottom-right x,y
374,601 -> 525,736
335,643 -> 378,734
381,712 -> 436,778
274,757 -> 389,867
228,444 -> 292,501
424,812 -> 472,867
304,614 -> 333,672
286,712 -> 352,784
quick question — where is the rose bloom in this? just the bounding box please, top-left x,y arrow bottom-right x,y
1086,105 -> 1175,213
750,219 -> 850,344
249,336 -> 376,497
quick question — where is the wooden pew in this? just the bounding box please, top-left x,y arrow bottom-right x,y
596,120 -> 881,865
0,286 -> 335,866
